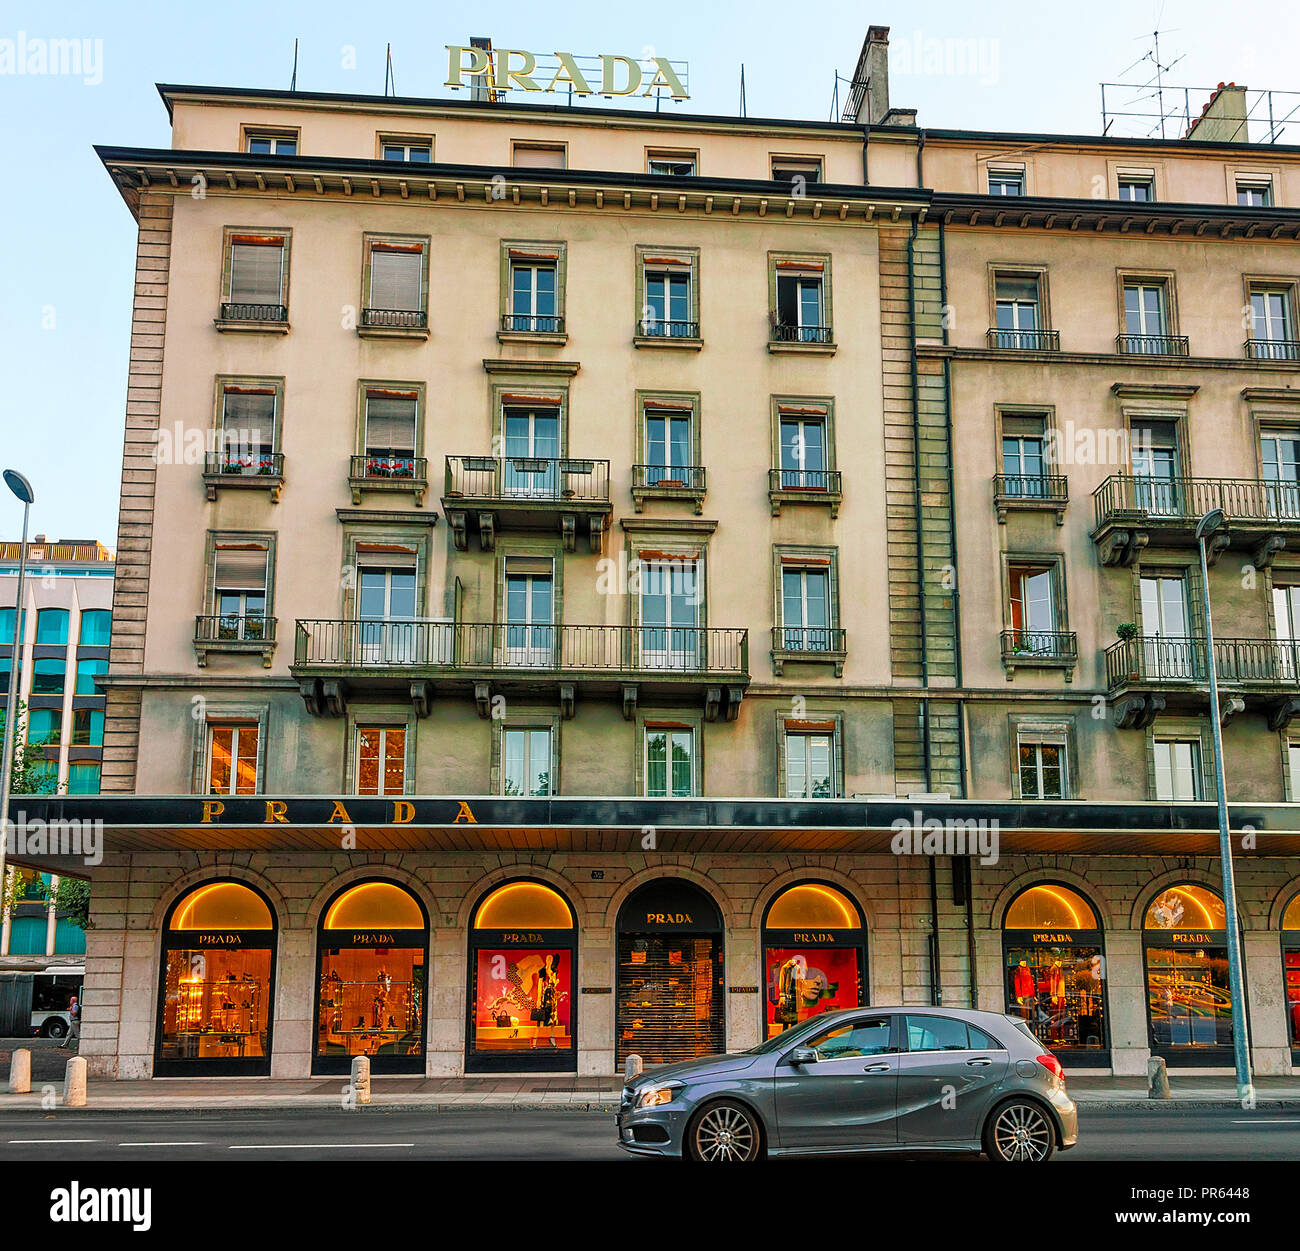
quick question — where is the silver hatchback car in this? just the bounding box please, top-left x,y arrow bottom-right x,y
617,1005 -> 1078,1162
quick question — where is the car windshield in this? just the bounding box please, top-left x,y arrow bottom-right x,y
743,1027 -> 814,1056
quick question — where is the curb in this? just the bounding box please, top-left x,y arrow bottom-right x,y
0,1099 -> 622,1116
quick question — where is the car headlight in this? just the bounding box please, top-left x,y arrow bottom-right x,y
634,1081 -> 682,1109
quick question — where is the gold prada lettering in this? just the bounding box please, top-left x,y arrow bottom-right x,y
647,912 -> 692,925
264,800 -> 289,824
454,801 -> 477,824
201,800 -> 225,823
444,46 -> 689,100
328,800 -> 352,824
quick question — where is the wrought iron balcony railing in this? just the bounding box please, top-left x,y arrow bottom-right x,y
632,464 -> 707,491
771,626 -> 847,654
294,620 -> 749,676
443,456 -> 610,505
219,302 -> 288,323
994,474 -> 1069,501
1000,629 -> 1078,662
637,318 -> 700,339
769,468 -> 843,493
986,328 -> 1060,351
1115,333 -> 1189,356
1093,474 -> 1300,528
195,614 -> 276,644
500,313 -> 564,334
361,307 -> 427,329
1245,338 -> 1300,361
770,323 -> 834,344
1106,635 -> 1300,691
204,450 -> 284,479
350,453 -> 427,482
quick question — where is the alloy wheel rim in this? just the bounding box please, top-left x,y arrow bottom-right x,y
994,1104 -> 1051,1162
696,1106 -> 756,1162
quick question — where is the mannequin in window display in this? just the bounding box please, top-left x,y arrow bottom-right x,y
776,954 -> 808,1029
532,953 -> 567,1049
1011,959 -> 1035,1017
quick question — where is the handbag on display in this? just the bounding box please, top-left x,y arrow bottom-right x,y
494,1011 -> 511,1029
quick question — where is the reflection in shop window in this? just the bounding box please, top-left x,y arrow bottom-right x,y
1283,894 -> 1300,1050
1143,885 -> 1234,1053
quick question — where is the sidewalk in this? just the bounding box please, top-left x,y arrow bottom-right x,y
1,1068 -> 1298,1113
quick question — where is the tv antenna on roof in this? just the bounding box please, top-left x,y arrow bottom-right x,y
384,43 -> 395,96
1132,27 -> 1185,138
289,38 -> 299,91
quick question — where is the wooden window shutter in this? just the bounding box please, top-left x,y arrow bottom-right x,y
228,238 -> 284,304
369,244 -> 423,312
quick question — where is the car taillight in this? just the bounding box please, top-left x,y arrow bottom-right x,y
1037,1053 -> 1065,1083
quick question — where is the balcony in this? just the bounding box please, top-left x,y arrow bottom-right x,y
769,323 -> 836,355
985,328 -> 1061,352
498,313 -> 566,345
631,464 -> 707,514
1106,635 -> 1300,730
768,468 -> 843,518
194,614 -> 277,667
1091,474 -> 1300,566
203,450 -> 285,503
635,318 -> 701,349
1114,333 -> 1189,357
214,302 -> 289,333
292,620 -> 750,721
1245,338 -> 1300,361
999,629 -> 1077,680
348,453 -> 429,507
993,474 -> 1069,524
770,627 -> 847,677
359,307 -> 429,339
441,456 -> 612,552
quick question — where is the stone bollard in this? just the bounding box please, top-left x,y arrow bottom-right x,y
624,1054 -> 643,1082
351,1054 -> 371,1106
63,1056 -> 87,1107
8,1048 -> 31,1094
1147,1055 -> 1171,1100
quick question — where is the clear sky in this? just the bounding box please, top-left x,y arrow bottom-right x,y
2,0 -> 1298,546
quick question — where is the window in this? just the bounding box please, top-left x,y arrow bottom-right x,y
27,708 -> 61,745
0,607 -> 24,643
35,609 -> 68,645
773,259 -> 829,343
75,658 -> 107,695
804,1015 -> 892,1059
905,1015 -> 997,1052
1130,419 -> 1181,512
506,246 -> 561,333
244,129 -> 297,155
31,658 -> 64,695
211,542 -> 269,640
992,273 -> 1042,348
0,658 -> 12,696
1248,285 -> 1296,359
1237,179 -> 1273,207
784,724 -> 836,798
645,725 -> 695,797
503,562 -> 555,666
207,723 -> 259,795
647,150 -> 697,176
1290,742 -> 1300,799
78,609 -> 111,646
355,726 -> 406,796
770,156 -> 823,187
354,554 -> 419,664
781,561 -> 833,652
778,410 -> 829,490
1140,574 -> 1194,678
988,168 -> 1024,195
1153,738 -> 1203,801
1018,734 -> 1067,799
642,258 -> 694,338
363,237 -> 427,329
381,139 -> 432,162
222,231 -> 288,320
502,404 -> 561,495
638,556 -> 701,670
218,384 -> 278,471
1008,564 -> 1056,634
512,141 -> 566,169
1118,175 -> 1155,202
502,727 -> 553,796
70,708 -> 103,747
1000,413 -> 1048,496
1274,584 -> 1300,679
1121,279 -> 1173,349
362,389 -> 419,478
1261,428 -> 1300,516
639,397 -> 698,489
66,763 -> 100,795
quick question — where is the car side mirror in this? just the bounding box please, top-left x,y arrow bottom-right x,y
788,1046 -> 818,1066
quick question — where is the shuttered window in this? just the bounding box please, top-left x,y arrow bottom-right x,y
221,388 -> 276,452
615,935 -> 724,1066
365,392 -> 418,453
368,244 -> 423,312
228,237 -> 285,305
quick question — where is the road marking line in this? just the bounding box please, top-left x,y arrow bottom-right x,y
1230,1119 -> 1300,1124
228,1143 -> 415,1150
7,1138 -> 98,1144
118,1141 -> 206,1146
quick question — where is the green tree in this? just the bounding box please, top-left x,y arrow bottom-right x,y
0,699 -> 60,795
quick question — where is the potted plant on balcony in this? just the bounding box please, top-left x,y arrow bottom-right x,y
1116,622 -> 1140,680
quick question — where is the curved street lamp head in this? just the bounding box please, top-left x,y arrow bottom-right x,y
2,470 -> 34,505
1195,508 -> 1226,541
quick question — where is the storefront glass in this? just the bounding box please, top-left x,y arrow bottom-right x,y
157,881 -> 275,1076
315,881 -> 427,1074
468,881 -> 575,1072
762,882 -> 866,1038
1143,884 -> 1234,1055
1282,894 -> 1300,1051
1002,884 -> 1107,1058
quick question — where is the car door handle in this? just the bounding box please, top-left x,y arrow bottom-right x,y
966,1058 -> 992,1067
863,1063 -> 892,1073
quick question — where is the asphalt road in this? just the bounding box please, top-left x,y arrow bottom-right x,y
0,1105 -> 1296,1161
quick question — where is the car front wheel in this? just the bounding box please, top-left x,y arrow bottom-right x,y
984,1100 -> 1055,1163
686,1100 -> 762,1163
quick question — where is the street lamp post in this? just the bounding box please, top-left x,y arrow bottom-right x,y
0,469 -> 35,917
1195,507 -> 1254,1103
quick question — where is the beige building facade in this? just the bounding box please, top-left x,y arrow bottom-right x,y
17,31 -> 1300,1081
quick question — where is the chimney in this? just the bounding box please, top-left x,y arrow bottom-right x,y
843,26 -> 913,125
1185,82 -> 1250,143
470,36 -> 493,102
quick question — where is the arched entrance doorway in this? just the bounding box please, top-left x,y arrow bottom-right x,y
760,881 -> 866,1039
467,880 -> 576,1073
1281,892 -> 1299,1060
616,879 -> 724,1066
1002,883 -> 1108,1065
156,880 -> 276,1076
313,880 -> 427,1074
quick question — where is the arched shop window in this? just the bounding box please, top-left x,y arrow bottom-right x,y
468,880 -> 576,1073
761,882 -> 866,1039
1282,893 -> 1300,1056
1143,884 -> 1236,1061
615,879 -> 724,1067
156,880 -> 276,1076
1002,884 -> 1107,1063
314,880 -> 427,1074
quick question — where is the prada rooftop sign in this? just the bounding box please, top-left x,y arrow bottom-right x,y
445,45 -> 689,101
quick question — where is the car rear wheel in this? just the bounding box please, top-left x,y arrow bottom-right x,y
686,1100 -> 761,1163
984,1099 -> 1055,1163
